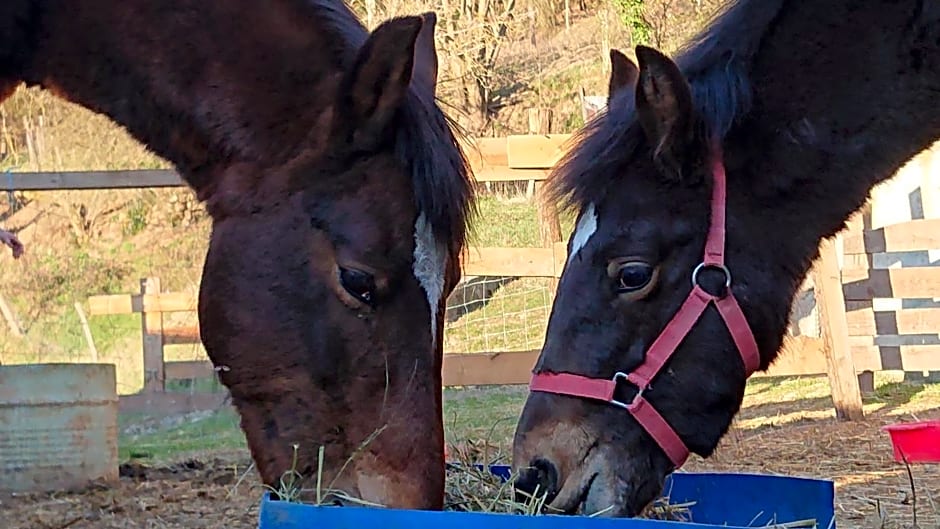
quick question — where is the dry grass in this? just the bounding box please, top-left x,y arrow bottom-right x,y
444,462 -> 551,515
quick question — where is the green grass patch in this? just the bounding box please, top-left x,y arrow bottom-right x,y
470,195 -> 542,248
119,407 -> 244,461
443,386 -> 529,452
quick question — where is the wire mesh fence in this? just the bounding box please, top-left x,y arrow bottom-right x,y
443,275 -> 553,354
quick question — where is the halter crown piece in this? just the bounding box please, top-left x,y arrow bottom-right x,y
529,140 -> 762,469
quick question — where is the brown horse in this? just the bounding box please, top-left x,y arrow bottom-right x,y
1,0 -> 474,509
511,0 -> 940,517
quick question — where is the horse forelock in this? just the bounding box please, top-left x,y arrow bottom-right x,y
299,0 -> 475,265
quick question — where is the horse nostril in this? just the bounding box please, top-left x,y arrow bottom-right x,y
513,458 -> 559,505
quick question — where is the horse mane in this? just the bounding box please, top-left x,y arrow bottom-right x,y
305,0 -> 476,256
547,0 -> 786,214
298,0 -> 367,51
396,91 -> 476,256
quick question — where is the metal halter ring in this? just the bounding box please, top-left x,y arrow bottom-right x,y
691,262 -> 732,291
610,371 -> 644,410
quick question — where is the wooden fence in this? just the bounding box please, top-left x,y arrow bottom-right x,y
840,215 -> 940,373
13,133 -> 937,416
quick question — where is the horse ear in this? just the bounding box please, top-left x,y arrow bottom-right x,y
337,15 -> 424,149
608,49 -> 638,105
412,12 -> 438,97
634,45 -> 695,180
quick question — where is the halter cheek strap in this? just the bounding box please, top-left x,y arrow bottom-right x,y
528,142 -> 762,469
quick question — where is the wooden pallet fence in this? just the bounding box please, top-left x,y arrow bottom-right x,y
838,216 -> 940,375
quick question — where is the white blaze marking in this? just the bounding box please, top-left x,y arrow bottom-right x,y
568,203 -> 597,265
413,212 -> 446,345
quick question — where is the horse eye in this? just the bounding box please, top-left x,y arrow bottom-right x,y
339,267 -> 376,305
617,262 -> 654,293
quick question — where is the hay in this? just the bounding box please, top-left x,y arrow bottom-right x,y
442,440 -> 694,521
270,438 -> 824,526
444,461 -> 548,514
443,460 -> 696,520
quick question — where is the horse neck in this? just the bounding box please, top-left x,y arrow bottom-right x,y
720,0 -> 940,358
10,0 -> 362,194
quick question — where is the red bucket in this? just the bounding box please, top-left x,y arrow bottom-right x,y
882,420 -> 940,463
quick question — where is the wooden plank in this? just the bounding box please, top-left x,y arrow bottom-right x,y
141,278 -> 165,394
474,138 -> 509,165
850,344 -> 940,372
165,360 -> 216,381
164,325 -> 201,345
841,253 -> 874,271
461,247 -> 558,277
88,292 -> 197,315
437,342 -> 940,387
850,334 -> 940,347
535,133 -> 563,295
554,241 -> 569,267
751,337 -> 940,378
442,350 -> 540,386
1,141 -> 524,189
756,336 -> 830,377
460,137 -> 508,167
841,267 -> 940,301
470,166 -> 549,183
813,238 -> 865,420
842,218 -> 940,255
156,345 -> 940,390
845,307 -> 940,336
118,392 -> 229,415
6,170 -> 184,190
506,134 -> 572,169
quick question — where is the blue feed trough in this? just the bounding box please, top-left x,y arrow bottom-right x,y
257,465 -> 836,529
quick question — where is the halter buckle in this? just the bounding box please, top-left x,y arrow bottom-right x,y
610,371 -> 645,410
691,262 -> 732,295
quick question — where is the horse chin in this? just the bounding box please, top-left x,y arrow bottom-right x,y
549,449 -> 666,519
580,469 -> 661,518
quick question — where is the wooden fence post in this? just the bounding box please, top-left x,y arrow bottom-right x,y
813,238 -> 865,421
141,277 -> 165,393
527,109 -> 564,295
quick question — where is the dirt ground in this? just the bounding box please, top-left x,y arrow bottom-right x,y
0,454 -> 263,529
684,411 -> 940,529
2,393 -> 938,529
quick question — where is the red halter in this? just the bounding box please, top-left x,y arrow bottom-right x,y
529,142 -> 762,469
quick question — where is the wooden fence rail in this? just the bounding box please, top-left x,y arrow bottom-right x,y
4,135 -> 569,190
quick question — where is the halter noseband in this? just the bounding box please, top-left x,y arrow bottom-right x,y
529,141 -> 762,469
